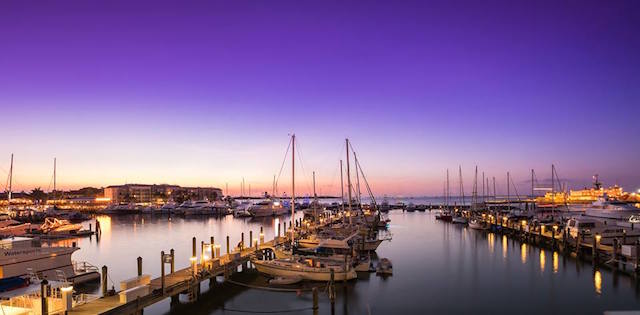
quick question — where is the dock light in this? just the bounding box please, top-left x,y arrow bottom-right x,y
552,225 -> 558,232
61,285 -> 73,311
254,238 -> 259,249
203,254 -> 210,261
61,285 -> 73,293
482,213 -> 486,219
541,226 -> 546,234
521,220 -> 527,227
595,233 -> 601,244
190,256 -> 197,275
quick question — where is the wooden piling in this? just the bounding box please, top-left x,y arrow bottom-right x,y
161,251 -> 165,294
241,232 -> 245,250
41,279 -> 49,315
102,265 -> 108,297
227,236 -> 230,254
249,231 -> 253,249
192,237 -> 196,258
170,249 -> 175,273
312,287 -> 319,312
137,256 -> 142,276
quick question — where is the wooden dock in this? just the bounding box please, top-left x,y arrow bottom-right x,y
67,235 -> 286,315
444,213 -> 640,276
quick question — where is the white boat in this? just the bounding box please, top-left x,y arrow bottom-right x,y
0,217 -> 31,237
178,200 -> 213,215
40,217 -> 82,235
248,200 -> 289,217
468,218 -> 487,230
579,196 -> 640,221
564,217 -> 640,245
0,237 -> 100,290
253,256 -> 357,281
452,216 -> 468,224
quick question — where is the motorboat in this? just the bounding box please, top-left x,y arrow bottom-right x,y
0,216 -> 32,237
376,258 -> 393,275
178,200 -> 213,215
40,217 -> 82,235
435,210 -> 452,222
580,195 -> 640,221
0,237 -> 100,291
248,200 -> 289,217
253,256 -> 357,281
564,217 -> 640,245
452,216 -> 468,225
468,218 -> 488,230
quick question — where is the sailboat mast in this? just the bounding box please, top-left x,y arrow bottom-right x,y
291,134 -> 295,241
446,169 -> 450,209
531,169 -> 534,198
53,157 -> 57,202
507,172 -> 510,211
8,154 -> 13,204
482,171 -> 485,203
551,164 -> 555,217
492,177 -> 496,198
354,152 -> 361,206
473,166 -> 478,211
346,139 -> 352,221
340,160 -> 344,212
459,165 -> 464,207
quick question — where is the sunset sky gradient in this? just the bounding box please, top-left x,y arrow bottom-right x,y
1,1 -> 639,196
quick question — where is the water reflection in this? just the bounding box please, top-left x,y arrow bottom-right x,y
488,233 -> 494,254
521,243 -> 527,264
553,251 -> 559,274
594,270 -> 602,295
502,235 -> 507,260
539,250 -> 546,273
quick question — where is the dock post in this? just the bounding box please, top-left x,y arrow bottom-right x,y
241,232 -> 245,251
329,269 -> 336,302
192,237 -> 197,258
201,241 -> 205,265
161,251 -> 165,294
575,232 -> 581,256
249,231 -> 252,250
312,286 -> 319,314
170,249 -> 175,273
41,279 -> 48,315
137,256 -> 142,276
211,236 -> 215,256
101,265 -> 108,297
227,236 -> 230,254
551,227 -> 556,250
260,226 -> 264,245
278,222 -> 281,238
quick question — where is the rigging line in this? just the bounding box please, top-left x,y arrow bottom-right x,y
274,137 -> 292,192
294,138 -> 314,195
510,175 -> 521,201
348,142 -> 376,205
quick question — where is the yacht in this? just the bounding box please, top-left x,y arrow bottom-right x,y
468,218 -> 488,230
253,256 -> 357,281
564,217 -> 640,245
248,200 -> 289,217
39,217 -> 82,235
0,237 -> 100,291
0,216 -> 31,237
579,195 -> 640,221
178,200 -> 213,215
435,210 -> 452,222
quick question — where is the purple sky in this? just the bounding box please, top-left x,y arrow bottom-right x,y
1,1 -> 639,196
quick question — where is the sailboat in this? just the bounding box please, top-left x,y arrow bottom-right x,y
452,166 -> 468,224
436,169 -> 453,221
253,135 -> 357,282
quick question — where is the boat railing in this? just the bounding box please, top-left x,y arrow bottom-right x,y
73,261 -> 99,274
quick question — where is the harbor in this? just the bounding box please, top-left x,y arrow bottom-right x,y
3,0 -> 640,313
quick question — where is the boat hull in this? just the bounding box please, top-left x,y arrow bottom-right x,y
253,261 -> 356,281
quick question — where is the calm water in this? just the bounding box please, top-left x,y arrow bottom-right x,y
60,211 -> 639,314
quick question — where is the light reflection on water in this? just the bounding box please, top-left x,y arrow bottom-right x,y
64,211 -> 638,314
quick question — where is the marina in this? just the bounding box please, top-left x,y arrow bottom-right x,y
3,0 -> 640,313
